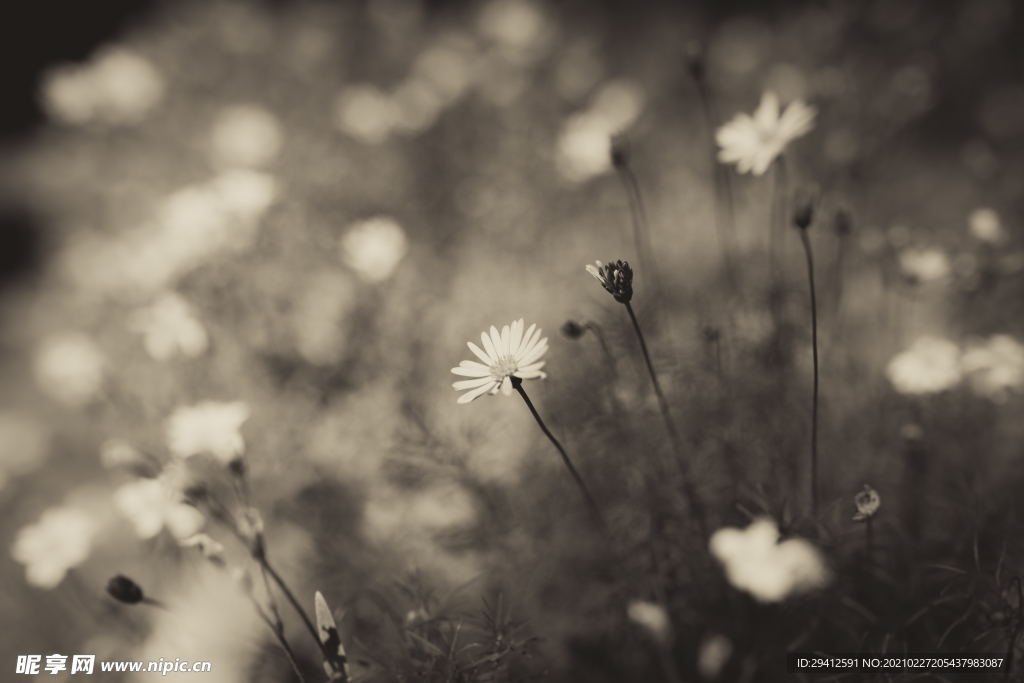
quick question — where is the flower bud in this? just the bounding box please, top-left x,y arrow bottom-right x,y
702,325 -> 721,342
561,320 -> 587,340
107,575 -> 145,605
610,133 -> 630,170
792,189 -> 816,230
586,260 -> 634,304
627,599 -> 672,647
852,484 -> 880,522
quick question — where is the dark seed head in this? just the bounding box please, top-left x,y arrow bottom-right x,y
561,320 -> 587,340
107,575 -> 144,604
610,133 -> 630,170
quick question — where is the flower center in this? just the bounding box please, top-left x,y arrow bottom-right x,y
490,355 -> 518,381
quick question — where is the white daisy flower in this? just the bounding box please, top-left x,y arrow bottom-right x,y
114,477 -> 205,540
339,216 -> 409,283
898,246 -> 950,284
451,319 -> 548,403
961,334 -> 1024,402
716,91 -> 817,176
11,506 -> 100,589
626,599 -> 672,646
33,332 -> 105,406
129,292 -> 209,361
166,401 -> 250,463
885,336 -> 962,395
709,517 -> 830,603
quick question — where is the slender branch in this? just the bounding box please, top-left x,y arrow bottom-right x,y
616,162 -> 670,327
797,228 -> 819,517
513,380 -> 608,539
624,301 -> 708,538
251,597 -> 309,683
260,556 -> 346,680
696,78 -> 738,294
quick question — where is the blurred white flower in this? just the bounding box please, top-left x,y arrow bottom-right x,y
210,170 -> 279,220
556,79 -> 646,181
391,78 -> 445,133
961,334 -> 1024,402
293,271 -> 358,366
477,0 -> 554,65
63,173 -> 278,296
899,247 -> 950,284
11,506 -> 99,589
0,413 -> 50,491
886,336 -> 962,395
166,401 -> 250,463
334,85 -> 398,144
41,47 -> 164,126
698,634 -> 733,681
33,332 -> 105,406
339,216 -> 409,283
716,91 -> 816,176
969,208 -> 1005,244
209,105 -> 283,169
709,517 -> 830,603
180,533 -> 225,563
130,292 -> 208,361
100,439 -> 146,469
114,477 -> 205,540
626,600 -> 671,646
412,36 -> 477,105
451,319 -> 547,403
852,484 -> 881,522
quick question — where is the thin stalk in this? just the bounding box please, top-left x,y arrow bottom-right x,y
616,163 -> 670,327
513,380 -> 607,539
865,517 -> 874,558
797,228 -> 819,517
695,78 -> 739,293
624,301 -> 708,538
252,598 -> 309,683
260,556 -> 346,681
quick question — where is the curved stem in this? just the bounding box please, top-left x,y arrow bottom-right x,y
624,302 -> 708,538
261,556 -> 347,681
514,382 -> 608,539
252,598 -> 309,683
617,163 -> 669,325
798,228 -> 819,517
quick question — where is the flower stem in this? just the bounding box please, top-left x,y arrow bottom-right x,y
616,163 -> 669,327
513,381 -> 608,539
797,228 -> 819,517
865,516 -> 874,558
251,597 -> 309,683
260,555 -> 348,681
624,301 -> 708,538
695,78 -> 738,294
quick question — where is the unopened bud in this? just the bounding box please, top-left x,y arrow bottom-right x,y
610,133 -> 630,170
561,320 -> 587,340
107,575 -> 145,605
702,325 -> 721,342
792,189 -> 816,230
228,456 -> 247,479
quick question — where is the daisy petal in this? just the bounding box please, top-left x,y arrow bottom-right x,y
516,360 -> 546,375
501,325 -> 511,357
489,326 -> 503,358
510,319 -> 524,356
754,91 -> 780,129
517,327 -> 542,360
500,376 -> 513,396
467,341 -> 493,365
481,331 -> 499,363
458,381 -> 498,404
453,376 -> 496,390
518,338 -> 548,367
451,365 -> 492,377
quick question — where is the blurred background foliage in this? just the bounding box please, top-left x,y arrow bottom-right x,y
2,0 -> 1024,681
